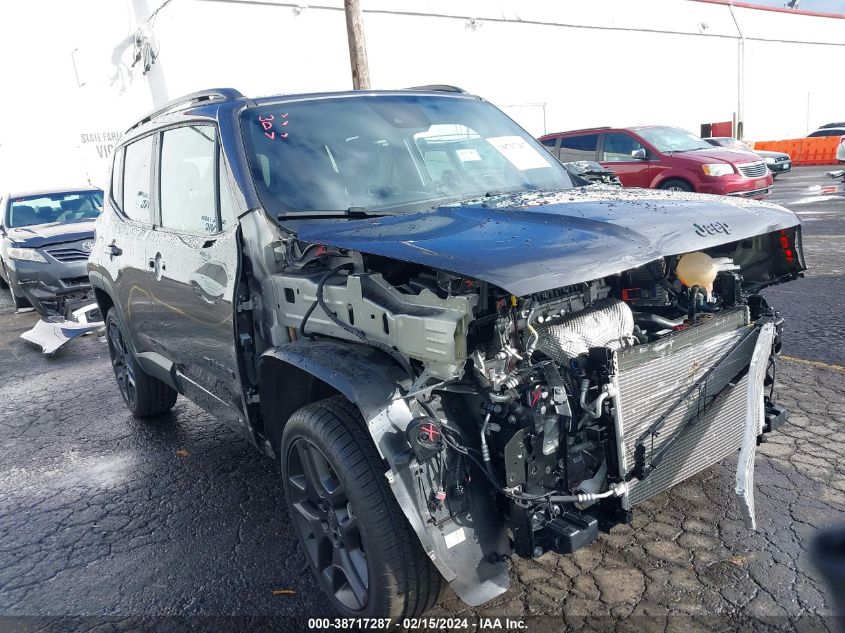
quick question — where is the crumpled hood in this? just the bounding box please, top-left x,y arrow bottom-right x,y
290,188 -> 801,296
5,220 -> 96,248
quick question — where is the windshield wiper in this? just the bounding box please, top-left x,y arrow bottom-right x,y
277,207 -> 389,220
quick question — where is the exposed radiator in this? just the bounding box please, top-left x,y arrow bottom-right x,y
609,308 -> 764,508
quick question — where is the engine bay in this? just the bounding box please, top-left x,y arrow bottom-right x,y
262,224 -> 801,557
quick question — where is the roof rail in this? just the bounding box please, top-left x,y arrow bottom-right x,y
125,88 -> 244,134
405,84 -> 467,94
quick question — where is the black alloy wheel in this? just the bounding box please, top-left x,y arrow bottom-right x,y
106,316 -> 137,409
286,437 -> 369,611
103,308 -> 177,417
280,396 -> 441,618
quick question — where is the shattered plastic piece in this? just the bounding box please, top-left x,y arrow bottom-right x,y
735,321 -> 776,531
20,303 -> 104,356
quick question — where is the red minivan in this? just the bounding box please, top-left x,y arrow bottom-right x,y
539,126 -> 773,199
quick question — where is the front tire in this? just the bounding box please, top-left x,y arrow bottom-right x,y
8,280 -> 29,310
281,396 -> 442,618
105,308 -> 177,417
659,178 -> 694,192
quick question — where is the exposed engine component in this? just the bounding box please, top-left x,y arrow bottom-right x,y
267,231 -> 794,560
676,251 -> 739,297
535,297 -> 635,364
407,416 -> 446,463
620,260 -> 672,307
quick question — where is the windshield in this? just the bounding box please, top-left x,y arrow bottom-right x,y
635,126 -> 713,153
6,190 -> 103,228
240,94 -> 573,214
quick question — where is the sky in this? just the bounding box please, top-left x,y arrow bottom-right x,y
746,0 -> 845,13
0,0 -> 843,190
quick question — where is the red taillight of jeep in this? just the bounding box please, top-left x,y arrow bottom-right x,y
779,230 -> 795,264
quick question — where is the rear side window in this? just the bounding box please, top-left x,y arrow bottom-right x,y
123,136 -> 154,223
809,129 -> 844,137
159,125 -> 218,234
110,148 -> 124,209
559,134 -> 598,162
601,132 -> 645,162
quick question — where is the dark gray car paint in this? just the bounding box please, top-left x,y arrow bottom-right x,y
287,187 -> 801,296
91,166 -> 247,440
88,89 -> 806,612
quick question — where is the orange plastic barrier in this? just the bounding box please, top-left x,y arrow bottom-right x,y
749,136 -> 841,166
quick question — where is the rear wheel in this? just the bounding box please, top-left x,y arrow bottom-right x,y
105,308 -> 177,417
659,178 -> 694,192
281,396 -> 442,618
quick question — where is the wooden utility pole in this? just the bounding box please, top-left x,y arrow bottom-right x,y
344,0 -> 371,89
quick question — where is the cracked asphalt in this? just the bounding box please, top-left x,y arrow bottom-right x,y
1,166 -> 844,630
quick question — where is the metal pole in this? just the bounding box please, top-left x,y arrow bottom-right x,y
728,1 -> 745,140
344,0 -> 371,90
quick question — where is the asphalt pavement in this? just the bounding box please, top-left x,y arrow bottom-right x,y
0,167 -> 843,631
764,166 -> 845,367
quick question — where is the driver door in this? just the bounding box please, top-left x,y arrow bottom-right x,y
599,132 -> 652,188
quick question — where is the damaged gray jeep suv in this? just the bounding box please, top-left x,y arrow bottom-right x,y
89,86 -> 805,617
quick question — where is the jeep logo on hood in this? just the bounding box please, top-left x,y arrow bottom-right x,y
694,221 -> 731,237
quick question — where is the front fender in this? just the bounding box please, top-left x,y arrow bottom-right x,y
258,340 -> 511,607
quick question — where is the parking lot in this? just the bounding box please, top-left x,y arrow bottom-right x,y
1,167 -> 844,628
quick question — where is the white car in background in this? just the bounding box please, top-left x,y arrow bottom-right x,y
808,123 -> 845,163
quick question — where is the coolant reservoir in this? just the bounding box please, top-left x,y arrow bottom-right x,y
676,251 -> 719,293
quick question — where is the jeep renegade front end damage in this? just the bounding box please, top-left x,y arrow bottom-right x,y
90,88 -> 804,617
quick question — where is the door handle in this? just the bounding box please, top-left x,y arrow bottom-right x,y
105,242 -> 122,256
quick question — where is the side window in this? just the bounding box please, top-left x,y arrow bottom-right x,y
122,136 -> 154,223
160,125 -> 217,234
602,133 -> 645,162
809,129 -> 838,137
110,148 -> 124,209
539,137 -> 559,158
559,134 -> 598,162
219,147 -> 236,232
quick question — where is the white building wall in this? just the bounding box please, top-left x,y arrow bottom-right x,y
1,0 -> 843,189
